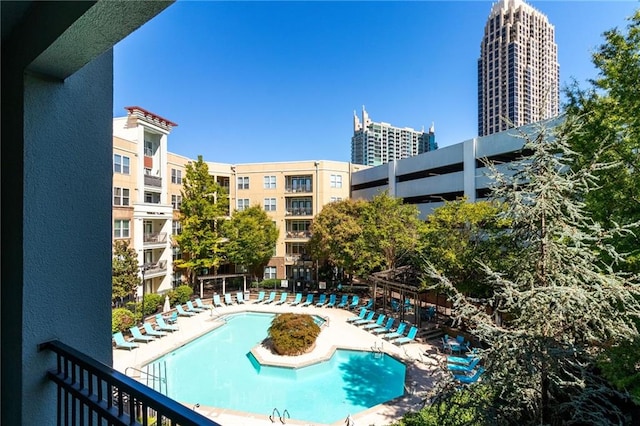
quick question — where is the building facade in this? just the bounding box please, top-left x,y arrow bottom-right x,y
113,106 -> 179,297
351,106 -> 437,166
351,124 -> 549,219
477,0 -> 559,137
208,160 -> 363,283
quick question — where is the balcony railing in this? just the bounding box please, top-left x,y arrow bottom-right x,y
39,340 -> 220,426
144,260 -> 167,274
143,232 -> 167,244
285,186 -> 312,193
285,208 -> 313,216
144,175 -> 162,188
285,230 -> 311,239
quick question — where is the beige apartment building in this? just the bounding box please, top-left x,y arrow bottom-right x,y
114,107 -> 365,298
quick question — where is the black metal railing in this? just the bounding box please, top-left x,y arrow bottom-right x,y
39,340 -> 220,426
144,175 -> 162,188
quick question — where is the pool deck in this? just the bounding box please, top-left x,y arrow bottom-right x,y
113,301 -> 446,426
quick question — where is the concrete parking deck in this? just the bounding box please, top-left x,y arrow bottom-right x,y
113,298 -> 446,426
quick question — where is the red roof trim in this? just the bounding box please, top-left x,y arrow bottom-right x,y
124,106 -> 178,127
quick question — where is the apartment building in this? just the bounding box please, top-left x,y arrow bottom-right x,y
478,0 -> 559,136
112,106 -> 178,297
351,105 -> 437,166
208,160 -> 364,282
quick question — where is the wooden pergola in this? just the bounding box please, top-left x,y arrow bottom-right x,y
368,266 -> 429,327
195,273 -> 250,299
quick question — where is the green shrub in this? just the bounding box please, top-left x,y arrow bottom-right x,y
112,308 -> 135,333
143,293 -> 163,316
268,313 -> 320,356
260,278 -> 281,289
169,285 -> 193,305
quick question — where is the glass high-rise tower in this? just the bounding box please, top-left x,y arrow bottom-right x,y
478,0 -> 559,137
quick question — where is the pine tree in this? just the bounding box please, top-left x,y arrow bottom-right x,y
425,119 -> 640,424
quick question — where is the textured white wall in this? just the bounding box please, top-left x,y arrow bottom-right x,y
22,50 -> 114,425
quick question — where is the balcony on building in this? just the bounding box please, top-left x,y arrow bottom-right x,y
285,175 -> 313,194
143,231 -> 167,246
285,197 -> 313,216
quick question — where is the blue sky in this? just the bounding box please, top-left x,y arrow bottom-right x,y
114,0 -> 639,163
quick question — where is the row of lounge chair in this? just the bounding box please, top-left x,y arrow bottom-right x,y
250,291 -> 365,310
112,298 -> 216,350
447,352 -> 484,384
347,308 -> 419,345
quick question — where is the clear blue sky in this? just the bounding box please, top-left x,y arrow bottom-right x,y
114,0 -> 639,163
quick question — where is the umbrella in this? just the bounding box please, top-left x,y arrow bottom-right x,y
163,295 -> 171,313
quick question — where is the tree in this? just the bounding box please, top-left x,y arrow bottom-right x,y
112,240 -> 140,306
308,199 -> 366,279
417,198 -> 508,297
222,205 -> 279,282
357,192 -> 424,276
565,10 -> 640,273
174,155 -> 228,284
423,120 -> 640,424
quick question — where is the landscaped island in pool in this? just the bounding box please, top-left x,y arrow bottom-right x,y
144,312 -> 406,424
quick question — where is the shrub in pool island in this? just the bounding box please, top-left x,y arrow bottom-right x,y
268,313 -> 321,356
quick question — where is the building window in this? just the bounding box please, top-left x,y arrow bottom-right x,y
173,270 -> 183,288
113,154 -> 130,174
172,220 -> 182,235
145,192 -> 160,204
114,220 -> 130,238
144,140 -> 153,157
264,198 -> 276,211
171,194 -> 182,210
113,187 -> 130,206
238,176 -> 249,190
330,174 -> 342,188
264,266 -> 277,280
237,198 -> 250,211
172,246 -> 182,261
330,197 -> 343,203
264,175 -> 276,189
171,168 -> 182,184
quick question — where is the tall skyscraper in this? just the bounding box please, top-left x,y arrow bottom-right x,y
351,106 -> 437,166
478,0 -> 559,137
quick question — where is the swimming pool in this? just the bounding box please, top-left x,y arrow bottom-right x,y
145,312 -> 406,424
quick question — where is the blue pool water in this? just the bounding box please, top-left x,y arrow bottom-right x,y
146,312 -> 406,424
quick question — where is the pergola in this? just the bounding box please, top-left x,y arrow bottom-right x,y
195,273 -> 250,299
368,266 -> 429,328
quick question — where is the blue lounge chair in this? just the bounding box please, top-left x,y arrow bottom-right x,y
253,291 -> 266,303
447,354 -> 478,365
195,297 -> 213,310
315,294 -> 327,307
175,304 -> 196,317
213,294 -> 224,307
390,299 -> 401,312
393,326 -> 418,345
347,295 -> 360,310
224,293 -> 234,305
447,357 -> 480,373
353,310 -> 375,326
371,317 -> 395,334
453,367 -> 485,384
347,307 -> 367,322
325,294 -> 337,308
263,291 -> 277,304
336,294 -> 349,309
186,300 -> 205,313
381,322 -> 407,340
113,332 -> 138,350
300,294 -> 314,307
236,292 -> 246,304
155,314 -> 179,332
362,299 -> 373,311
166,312 -> 178,324
404,298 -> 414,313
129,326 -> 155,343
143,322 -> 167,338
289,293 -> 303,306
421,306 -> 436,321
363,314 -> 386,330
275,292 -> 288,305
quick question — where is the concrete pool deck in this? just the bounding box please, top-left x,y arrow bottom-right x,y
113,300 -> 446,426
